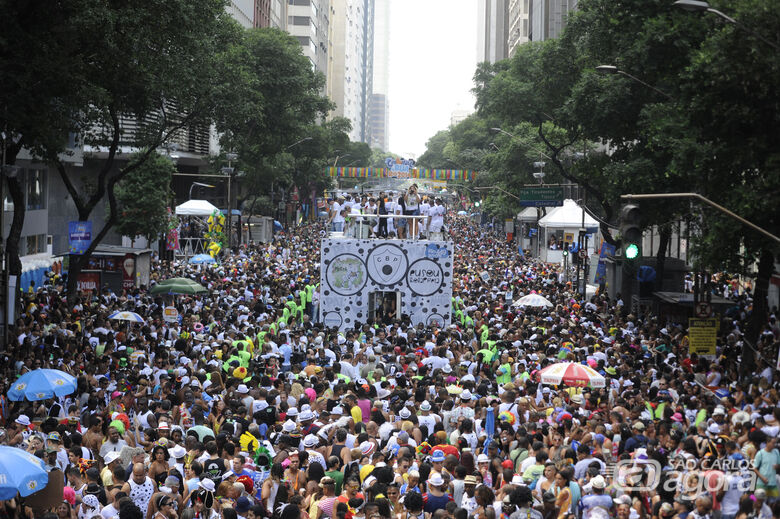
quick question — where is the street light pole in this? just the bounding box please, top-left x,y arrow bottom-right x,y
621,192 -> 780,244
223,152 -> 237,252
673,0 -> 780,52
188,182 -> 215,200
595,65 -> 673,100
286,137 -> 313,150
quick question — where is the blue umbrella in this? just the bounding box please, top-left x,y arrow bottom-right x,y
189,254 -> 216,265
7,369 -> 78,401
0,446 -> 49,499
273,220 -> 283,231
457,210 -> 468,215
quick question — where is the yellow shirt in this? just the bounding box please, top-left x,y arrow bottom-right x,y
350,406 -> 362,424
100,466 -> 114,487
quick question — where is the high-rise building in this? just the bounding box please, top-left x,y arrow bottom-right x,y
507,0 -> 530,55
368,0 -> 389,151
287,0 -> 329,76
227,0 -> 255,28
477,0 -> 508,63
329,0 -> 375,144
529,0 -> 577,42
254,0 -> 287,29
451,108 -> 472,127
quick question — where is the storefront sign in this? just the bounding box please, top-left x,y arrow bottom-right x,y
77,272 -> 100,293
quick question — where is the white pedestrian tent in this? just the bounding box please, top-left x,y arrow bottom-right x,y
538,199 -> 600,264
538,199 -> 599,229
175,199 -> 219,216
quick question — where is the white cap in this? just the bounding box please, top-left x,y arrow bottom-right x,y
103,451 -> 121,464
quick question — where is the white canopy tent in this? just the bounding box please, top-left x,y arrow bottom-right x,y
538,199 -> 599,229
175,199 -> 218,216
537,199 -> 600,264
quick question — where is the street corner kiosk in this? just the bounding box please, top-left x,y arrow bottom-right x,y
319,238 -> 454,330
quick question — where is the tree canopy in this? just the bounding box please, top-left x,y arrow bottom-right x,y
419,0 -> 779,356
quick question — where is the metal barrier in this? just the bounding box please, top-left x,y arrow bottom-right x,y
330,214 -> 433,240
176,237 -> 208,258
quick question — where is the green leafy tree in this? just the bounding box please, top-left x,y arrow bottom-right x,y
1,0 -> 243,301
114,153 -> 176,244
218,28 -> 334,182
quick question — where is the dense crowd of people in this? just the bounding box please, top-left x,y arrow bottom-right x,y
2,211 -> 780,519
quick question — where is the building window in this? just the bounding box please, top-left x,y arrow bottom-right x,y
289,0 -> 310,5
25,234 -> 47,255
289,15 -> 311,25
26,169 -> 46,210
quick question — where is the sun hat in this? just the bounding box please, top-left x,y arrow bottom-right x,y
427,473 -> 445,487
103,451 -> 121,464
168,445 -> 187,459
360,441 -> 376,456
430,451 -> 445,463
591,475 -> 606,489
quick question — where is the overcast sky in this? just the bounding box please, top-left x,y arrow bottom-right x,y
387,0 -> 477,159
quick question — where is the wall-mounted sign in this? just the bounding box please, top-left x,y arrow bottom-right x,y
68,221 -> 92,255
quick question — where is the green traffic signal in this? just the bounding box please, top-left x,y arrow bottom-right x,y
625,243 -> 640,259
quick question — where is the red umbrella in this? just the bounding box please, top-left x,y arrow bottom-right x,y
537,362 -> 606,388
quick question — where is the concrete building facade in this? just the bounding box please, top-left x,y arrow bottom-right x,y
477,0 -> 509,64
368,0 -> 390,151
227,0 -> 255,28
507,0 -> 530,55
529,0 -> 577,42
287,0 -> 330,75
254,0 -> 287,29
328,0 -> 374,144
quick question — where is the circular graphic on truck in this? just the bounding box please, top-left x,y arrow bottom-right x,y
325,254 -> 367,295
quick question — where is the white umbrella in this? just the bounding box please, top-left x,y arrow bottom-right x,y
108,311 -> 145,323
512,293 -> 553,308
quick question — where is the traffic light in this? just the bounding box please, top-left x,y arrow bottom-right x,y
620,204 -> 642,260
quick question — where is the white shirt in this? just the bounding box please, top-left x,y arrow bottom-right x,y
429,204 -> 446,232
331,202 -> 344,223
